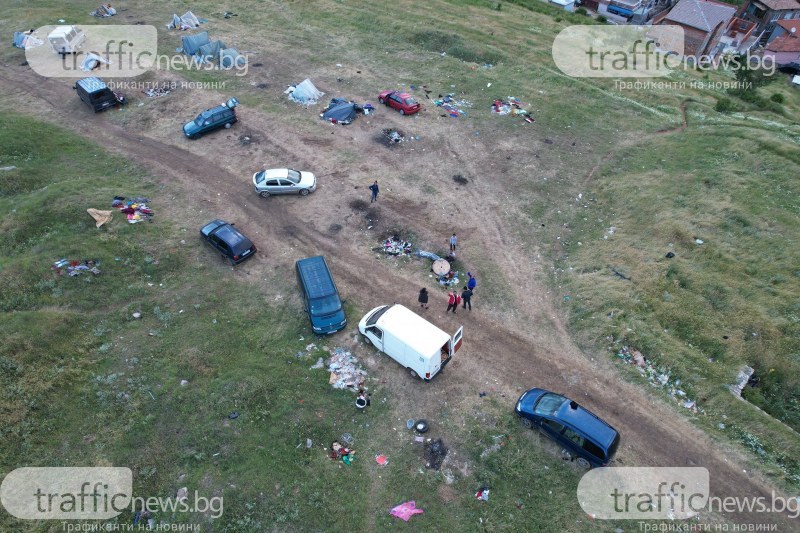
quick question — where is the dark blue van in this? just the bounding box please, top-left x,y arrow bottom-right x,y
295,256 -> 346,335
515,388 -> 620,468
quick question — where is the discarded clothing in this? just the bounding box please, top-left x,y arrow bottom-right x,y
111,196 -> 154,224
90,4 -> 116,17
475,487 -> 490,501
434,94 -> 472,117
492,96 -> 534,124
53,259 -> 101,277
87,208 -> 113,228
383,236 -> 412,256
390,501 -> 424,521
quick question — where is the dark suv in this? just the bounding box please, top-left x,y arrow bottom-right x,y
183,97 -> 239,139
200,219 -> 256,265
515,388 -> 620,468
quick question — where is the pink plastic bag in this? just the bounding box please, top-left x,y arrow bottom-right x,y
389,500 -> 424,521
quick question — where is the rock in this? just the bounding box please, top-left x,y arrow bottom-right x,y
176,487 -> 188,501
730,366 -> 755,398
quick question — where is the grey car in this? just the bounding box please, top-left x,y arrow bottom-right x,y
252,168 -> 317,198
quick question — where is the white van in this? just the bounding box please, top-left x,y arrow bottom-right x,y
48,26 -> 86,56
358,304 -> 463,380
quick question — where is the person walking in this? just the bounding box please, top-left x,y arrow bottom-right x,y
369,180 -> 379,202
446,291 -> 458,314
449,233 -> 457,252
461,286 -> 473,311
418,288 -> 429,309
467,272 -> 477,292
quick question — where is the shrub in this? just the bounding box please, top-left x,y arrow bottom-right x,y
575,7 -> 587,15
715,97 -> 736,113
770,93 -> 784,103
597,15 -> 607,22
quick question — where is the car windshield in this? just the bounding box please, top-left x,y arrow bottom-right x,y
254,171 -> 266,184
366,305 -> 390,326
534,393 -> 567,416
405,97 -> 418,105
286,170 -> 301,184
309,295 -> 341,316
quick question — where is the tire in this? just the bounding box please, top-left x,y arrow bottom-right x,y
224,123 -> 232,129
258,191 -> 270,198
521,417 -> 533,429
408,368 -> 418,379
379,97 -> 385,104
576,457 -> 591,469
362,334 -> 373,346
399,109 -> 405,115
299,189 -> 310,196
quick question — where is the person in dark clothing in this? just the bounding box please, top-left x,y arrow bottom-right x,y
418,288 -> 429,309
369,180 -> 379,202
461,286 -> 473,311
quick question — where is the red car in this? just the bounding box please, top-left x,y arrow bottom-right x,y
378,90 -> 421,115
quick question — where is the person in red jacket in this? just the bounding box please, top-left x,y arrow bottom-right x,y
446,291 -> 458,313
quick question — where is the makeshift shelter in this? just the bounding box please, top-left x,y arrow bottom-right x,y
321,98 -> 357,125
287,79 -> 324,105
12,31 -> 43,49
181,31 -> 209,56
167,11 -> 201,30
90,4 -> 116,17
220,48 -> 246,69
197,39 -> 224,62
80,53 -> 111,71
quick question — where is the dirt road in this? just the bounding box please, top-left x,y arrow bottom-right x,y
1,64 -> 791,527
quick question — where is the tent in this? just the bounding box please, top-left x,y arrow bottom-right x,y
220,48 -> 246,69
181,31 -> 209,56
321,98 -> 357,125
197,39 -> 224,62
80,53 -> 111,71
13,31 -> 43,49
167,11 -> 201,29
287,79 -> 324,105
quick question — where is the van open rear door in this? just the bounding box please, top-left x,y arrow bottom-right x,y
448,326 -> 463,356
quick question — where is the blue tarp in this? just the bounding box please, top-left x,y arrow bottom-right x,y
607,5 -> 634,16
197,39 -> 224,62
287,79 -> 324,105
321,98 -> 357,125
220,48 -> 246,69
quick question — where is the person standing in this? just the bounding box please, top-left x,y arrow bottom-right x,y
467,272 -> 477,292
418,288 -> 429,309
446,291 -> 457,313
461,286 -> 473,311
369,180 -> 379,202
449,233 -> 457,252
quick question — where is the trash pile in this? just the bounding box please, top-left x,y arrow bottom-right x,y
491,97 -> 535,124
90,3 -> 116,17
285,79 -> 324,105
434,94 -> 472,117
382,128 -> 405,144
438,270 -> 460,287
52,259 -> 101,277
383,236 -> 413,256
328,440 -> 356,465
424,438 -> 448,470
112,196 -> 154,224
142,87 -> 171,98
617,346 -> 699,413
327,347 -> 367,390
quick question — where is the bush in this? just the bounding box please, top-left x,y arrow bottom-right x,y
715,97 -> 736,113
770,93 -> 785,103
575,7 -> 587,15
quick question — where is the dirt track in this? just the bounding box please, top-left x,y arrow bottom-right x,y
1,64 -> 791,527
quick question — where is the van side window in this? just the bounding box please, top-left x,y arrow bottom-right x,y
542,419 -> 565,433
582,440 -> 605,460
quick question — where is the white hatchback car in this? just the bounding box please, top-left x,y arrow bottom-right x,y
252,169 -> 317,197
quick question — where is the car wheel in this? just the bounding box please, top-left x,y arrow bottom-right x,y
521,417 -> 533,429
190,134 -> 201,140
399,109 -> 405,115
408,368 -> 418,379
224,123 -> 232,129
299,189 -> 310,196
379,97 -> 385,104
576,457 -> 592,469
258,191 -> 270,198
362,334 -> 373,346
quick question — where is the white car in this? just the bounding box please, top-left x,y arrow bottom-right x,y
252,169 -> 317,197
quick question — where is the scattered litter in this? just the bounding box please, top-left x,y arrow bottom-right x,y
407,419 -> 415,430
475,487 -> 490,501
180,379 -> 189,386
111,196 -> 154,224
329,441 -> 355,464
228,411 -> 239,419
12,31 -> 43,50
381,128 -> 405,144
286,79 -> 324,105
0,166 -> 18,171
434,93 -> 472,117
415,420 -> 429,433
306,438 -> 313,448
479,391 -> 487,398
491,96 -> 535,123
424,438 -> 448,470
310,357 -> 325,369
132,312 -> 142,319
665,252 -> 675,258
452,174 -> 469,185
617,346 -> 699,413
376,455 -> 389,466
143,87 -> 172,98
341,433 -> 354,445
390,501 -> 424,522
694,238 -> 704,245
52,259 -> 101,277
223,11 -> 238,18
327,347 -> 367,389
382,235 -> 413,256
87,208 -> 113,228
415,436 -> 424,443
